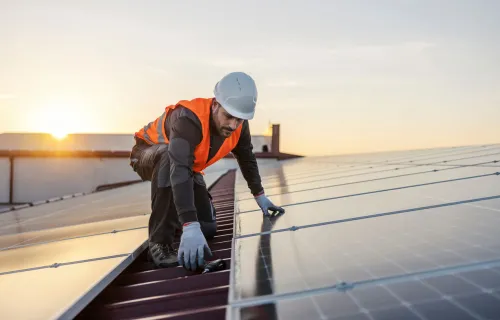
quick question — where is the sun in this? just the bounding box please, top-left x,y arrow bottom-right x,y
51,130 -> 68,140
34,97 -> 82,139
31,95 -> 101,139
44,114 -> 72,140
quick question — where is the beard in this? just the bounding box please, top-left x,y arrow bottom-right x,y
221,127 -> 233,136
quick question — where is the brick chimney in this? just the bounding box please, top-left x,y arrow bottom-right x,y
271,124 -> 280,155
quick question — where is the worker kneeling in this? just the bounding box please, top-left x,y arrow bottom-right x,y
129,72 -> 285,271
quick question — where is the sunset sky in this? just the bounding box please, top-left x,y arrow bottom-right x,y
1,0 -> 499,156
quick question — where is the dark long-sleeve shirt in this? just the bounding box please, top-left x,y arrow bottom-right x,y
164,105 -> 264,224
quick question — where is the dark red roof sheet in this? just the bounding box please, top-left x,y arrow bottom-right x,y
75,170 -> 237,320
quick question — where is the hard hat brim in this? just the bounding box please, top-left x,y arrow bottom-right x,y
219,101 -> 255,120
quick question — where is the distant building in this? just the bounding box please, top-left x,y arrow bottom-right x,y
0,124 -> 301,205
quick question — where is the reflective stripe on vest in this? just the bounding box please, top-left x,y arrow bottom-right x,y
134,97 -> 242,172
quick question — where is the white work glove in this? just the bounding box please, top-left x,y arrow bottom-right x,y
177,222 -> 212,271
254,193 -> 285,217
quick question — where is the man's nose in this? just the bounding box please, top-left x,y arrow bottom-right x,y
229,119 -> 239,130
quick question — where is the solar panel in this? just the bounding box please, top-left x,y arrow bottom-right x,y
254,164 -> 376,186
236,160 -> 498,203
0,171 -> 225,249
234,167 -> 417,196
235,165 -> 499,212
234,165 -> 399,193
311,145 -> 493,166
382,146 -> 500,166
0,230 -> 38,250
227,145 -> 500,320
398,149 -> 500,166
0,256 -> 128,320
0,182 -> 152,240
234,266 -> 500,319
0,214 -> 149,253
0,170 -> 228,319
235,173 -> 500,237
6,214 -> 150,250
441,154 -> 500,167
232,199 -> 500,298
0,228 -> 147,274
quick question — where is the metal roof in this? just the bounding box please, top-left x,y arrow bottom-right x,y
75,170 -> 237,319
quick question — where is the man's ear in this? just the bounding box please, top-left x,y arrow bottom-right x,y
211,100 -> 219,113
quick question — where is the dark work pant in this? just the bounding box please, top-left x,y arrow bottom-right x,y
129,139 -> 217,245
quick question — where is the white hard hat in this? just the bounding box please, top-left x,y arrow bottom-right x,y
213,72 -> 258,120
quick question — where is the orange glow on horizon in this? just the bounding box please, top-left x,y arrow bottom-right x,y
51,131 -> 68,140
30,96 -> 89,139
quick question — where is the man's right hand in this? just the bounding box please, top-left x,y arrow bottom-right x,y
177,221 -> 212,271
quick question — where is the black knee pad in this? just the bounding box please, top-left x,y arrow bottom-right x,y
199,221 -> 217,240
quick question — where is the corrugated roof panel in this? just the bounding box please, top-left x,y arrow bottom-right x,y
226,144 -> 500,320
75,170 -> 238,319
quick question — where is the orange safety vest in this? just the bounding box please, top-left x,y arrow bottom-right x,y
135,98 -> 242,173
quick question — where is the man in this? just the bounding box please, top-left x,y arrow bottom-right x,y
129,71 -> 285,271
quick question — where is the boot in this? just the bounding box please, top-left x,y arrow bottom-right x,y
148,242 -> 178,268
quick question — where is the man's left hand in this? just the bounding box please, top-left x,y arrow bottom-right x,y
254,193 -> 285,217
